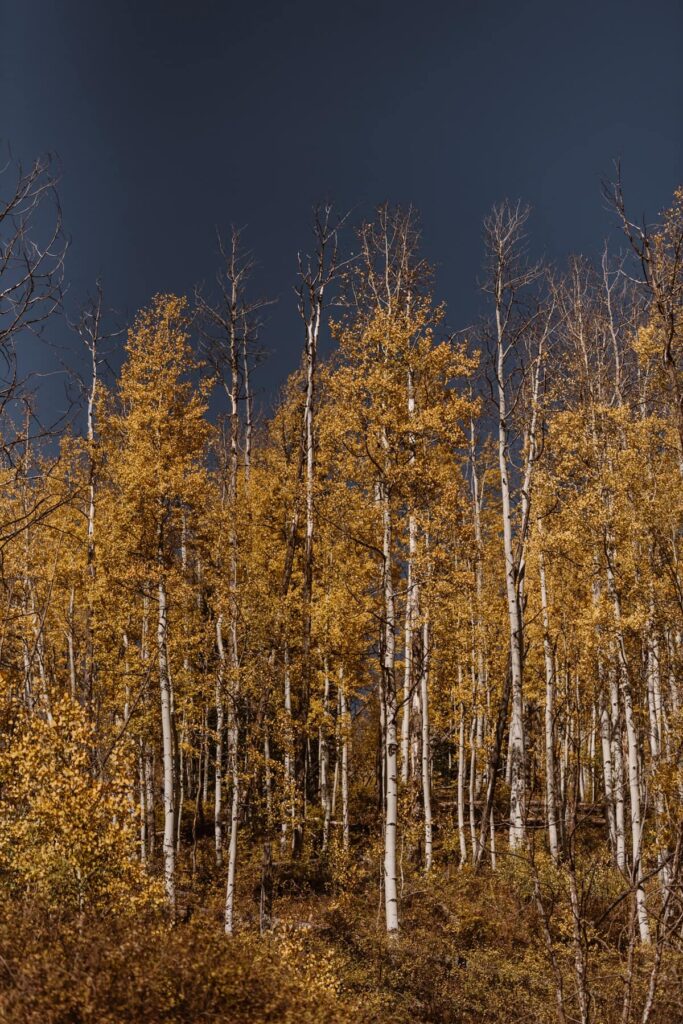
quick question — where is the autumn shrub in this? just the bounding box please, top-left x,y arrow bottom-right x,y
0,855 -> 681,1024
0,900 -> 349,1024
0,695 -> 159,915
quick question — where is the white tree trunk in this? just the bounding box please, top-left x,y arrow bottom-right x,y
496,321 -> 526,847
224,741 -> 239,935
138,745 -> 147,863
158,572 -> 176,915
401,368 -> 418,783
608,668 -> 626,871
606,543 -> 650,943
457,695 -> 468,866
320,658 -> 331,850
282,645 -> 294,850
176,711 -> 185,852
339,667 -> 350,852
421,617 -> 432,871
538,544 -> 560,861
215,616 -> 225,866
469,715 -> 477,861
381,480 -> 399,934
401,551 -> 413,785
599,694 -> 618,858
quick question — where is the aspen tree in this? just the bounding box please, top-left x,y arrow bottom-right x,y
3,180 -> 683,1019
104,294 -> 209,914
329,221 -> 474,925
537,526 -> 560,861
295,206 -> 345,853
609,178 -> 683,467
197,229 -> 267,880
70,284 -> 121,702
482,201 -> 550,847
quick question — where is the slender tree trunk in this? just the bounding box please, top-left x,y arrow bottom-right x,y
67,586 -> 77,697
646,610 -> 670,894
144,740 -> 155,860
331,744 -> 339,818
259,840 -> 273,934
138,744 -> 147,863
402,368 -> 417,782
457,692 -> 468,865
489,806 -> 497,871
469,715 -> 478,861
223,541 -> 241,924
474,663 -> 512,870
215,616 -> 225,866
401,547 -> 414,784
605,540 -> 650,943
242,318 -> 252,483
320,657 -> 332,851
158,567 -> 176,916
301,286 -> 317,816
599,693 -> 618,859
282,645 -> 295,851
609,667 -> 626,871
539,543 -> 560,861
381,478 -> 399,934
202,706 -> 210,807
224,725 -> 239,935
176,711 -> 185,852
84,336 -> 97,701
496,310 -> 526,846
339,668 -> 350,852
421,615 -> 432,870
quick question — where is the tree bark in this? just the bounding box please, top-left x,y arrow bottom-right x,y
421,616 -> 432,870
381,478 -> 399,933
158,567 -> 176,916
539,542 -> 560,861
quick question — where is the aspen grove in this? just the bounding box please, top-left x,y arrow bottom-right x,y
2,158 -> 683,1024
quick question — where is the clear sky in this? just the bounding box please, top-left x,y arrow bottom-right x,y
3,0 -> 682,418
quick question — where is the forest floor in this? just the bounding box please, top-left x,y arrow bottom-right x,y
1,814 -> 682,1024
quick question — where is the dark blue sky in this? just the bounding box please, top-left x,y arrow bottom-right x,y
3,0 -> 682,418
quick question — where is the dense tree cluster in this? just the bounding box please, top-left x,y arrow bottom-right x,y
1,156 -> 683,1023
